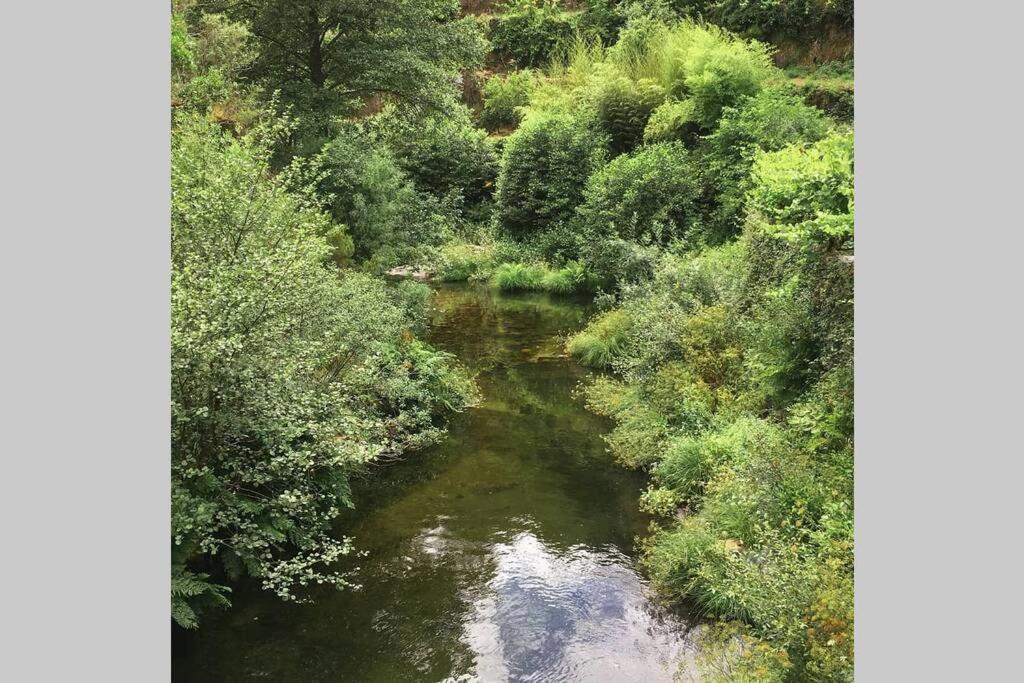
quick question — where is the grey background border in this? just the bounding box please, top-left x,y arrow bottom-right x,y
1,0 -> 1022,679
1,1 -> 171,679
855,0 -> 1024,680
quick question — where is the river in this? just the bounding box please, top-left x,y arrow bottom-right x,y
173,282 -> 700,681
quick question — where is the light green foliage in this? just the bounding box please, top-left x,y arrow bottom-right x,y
684,621 -> 792,682
748,130 -> 854,248
566,308 -> 631,368
171,114 -> 475,625
171,14 -> 194,77
492,260 -> 596,294
480,70 -> 538,130
675,26 -> 777,127
495,111 -> 608,238
700,87 -> 832,239
643,98 -> 699,143
490,0 -> 578,68
604,20 -> 779,129
435,242 -> 497,282
639,486 -> 680,517
493,262 -> 548,291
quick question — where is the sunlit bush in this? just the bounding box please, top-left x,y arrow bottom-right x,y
480,70 -> 538,130
700,87 -> 832,239
566,308 -> 632,367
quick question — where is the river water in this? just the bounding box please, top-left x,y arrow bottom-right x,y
173,283 -> 699,681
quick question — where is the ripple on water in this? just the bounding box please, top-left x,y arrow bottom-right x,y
452,531 -> 699,682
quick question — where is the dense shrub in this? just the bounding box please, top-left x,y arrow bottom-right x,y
171,114 -> 476,626
495,111 -> 608,238
491,0 -> 578,67
581,19 -> 780,131
319,129 -> 455,265
671,25 -> 777,127
571,129 -> 854,676
747,130 -> 854,249
619,0 -> 854,42
480,70 -> 538,130
575,141 -> 701,246
171,11 -> 260,130
589,72 -> 666,155
699,87 -> 831,239
378,107 -> 499,208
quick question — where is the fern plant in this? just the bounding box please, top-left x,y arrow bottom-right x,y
171,566 -> 231,629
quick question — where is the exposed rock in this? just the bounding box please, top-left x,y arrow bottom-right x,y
385,265 -> 432,281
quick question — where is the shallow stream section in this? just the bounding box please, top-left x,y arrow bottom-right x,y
173,283 -> 701,682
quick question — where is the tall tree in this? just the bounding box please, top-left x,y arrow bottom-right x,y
221,0 -> 485,120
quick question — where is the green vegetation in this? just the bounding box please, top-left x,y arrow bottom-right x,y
171,0 -> 853,678
480,69 -> 538,130
571,128 -> 854,679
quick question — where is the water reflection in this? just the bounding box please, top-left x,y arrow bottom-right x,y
459,531 -> 691,682
172,284 -> 699,682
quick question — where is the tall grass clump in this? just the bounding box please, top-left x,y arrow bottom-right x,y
493,262 -> 548,291
566,308 -> 631,368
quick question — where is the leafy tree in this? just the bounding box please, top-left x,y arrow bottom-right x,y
171,113 -> 474,626
317,123 -> 465,266
221,0 -> 486,142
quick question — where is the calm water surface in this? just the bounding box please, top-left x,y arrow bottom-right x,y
173,283 -> 700,682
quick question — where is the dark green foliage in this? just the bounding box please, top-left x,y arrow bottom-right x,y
318,128 -> 454,265
793,76 -> 854,121
223,0 -> 487,149
575,141 -> 700,246
621,0 -> 853,42
379,107 -> 499,208
171,567 -> 231,629
490,0 -> 578,67
495,112 -> 608,239
576,0 -> 628,45
592,75 -> 666,155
